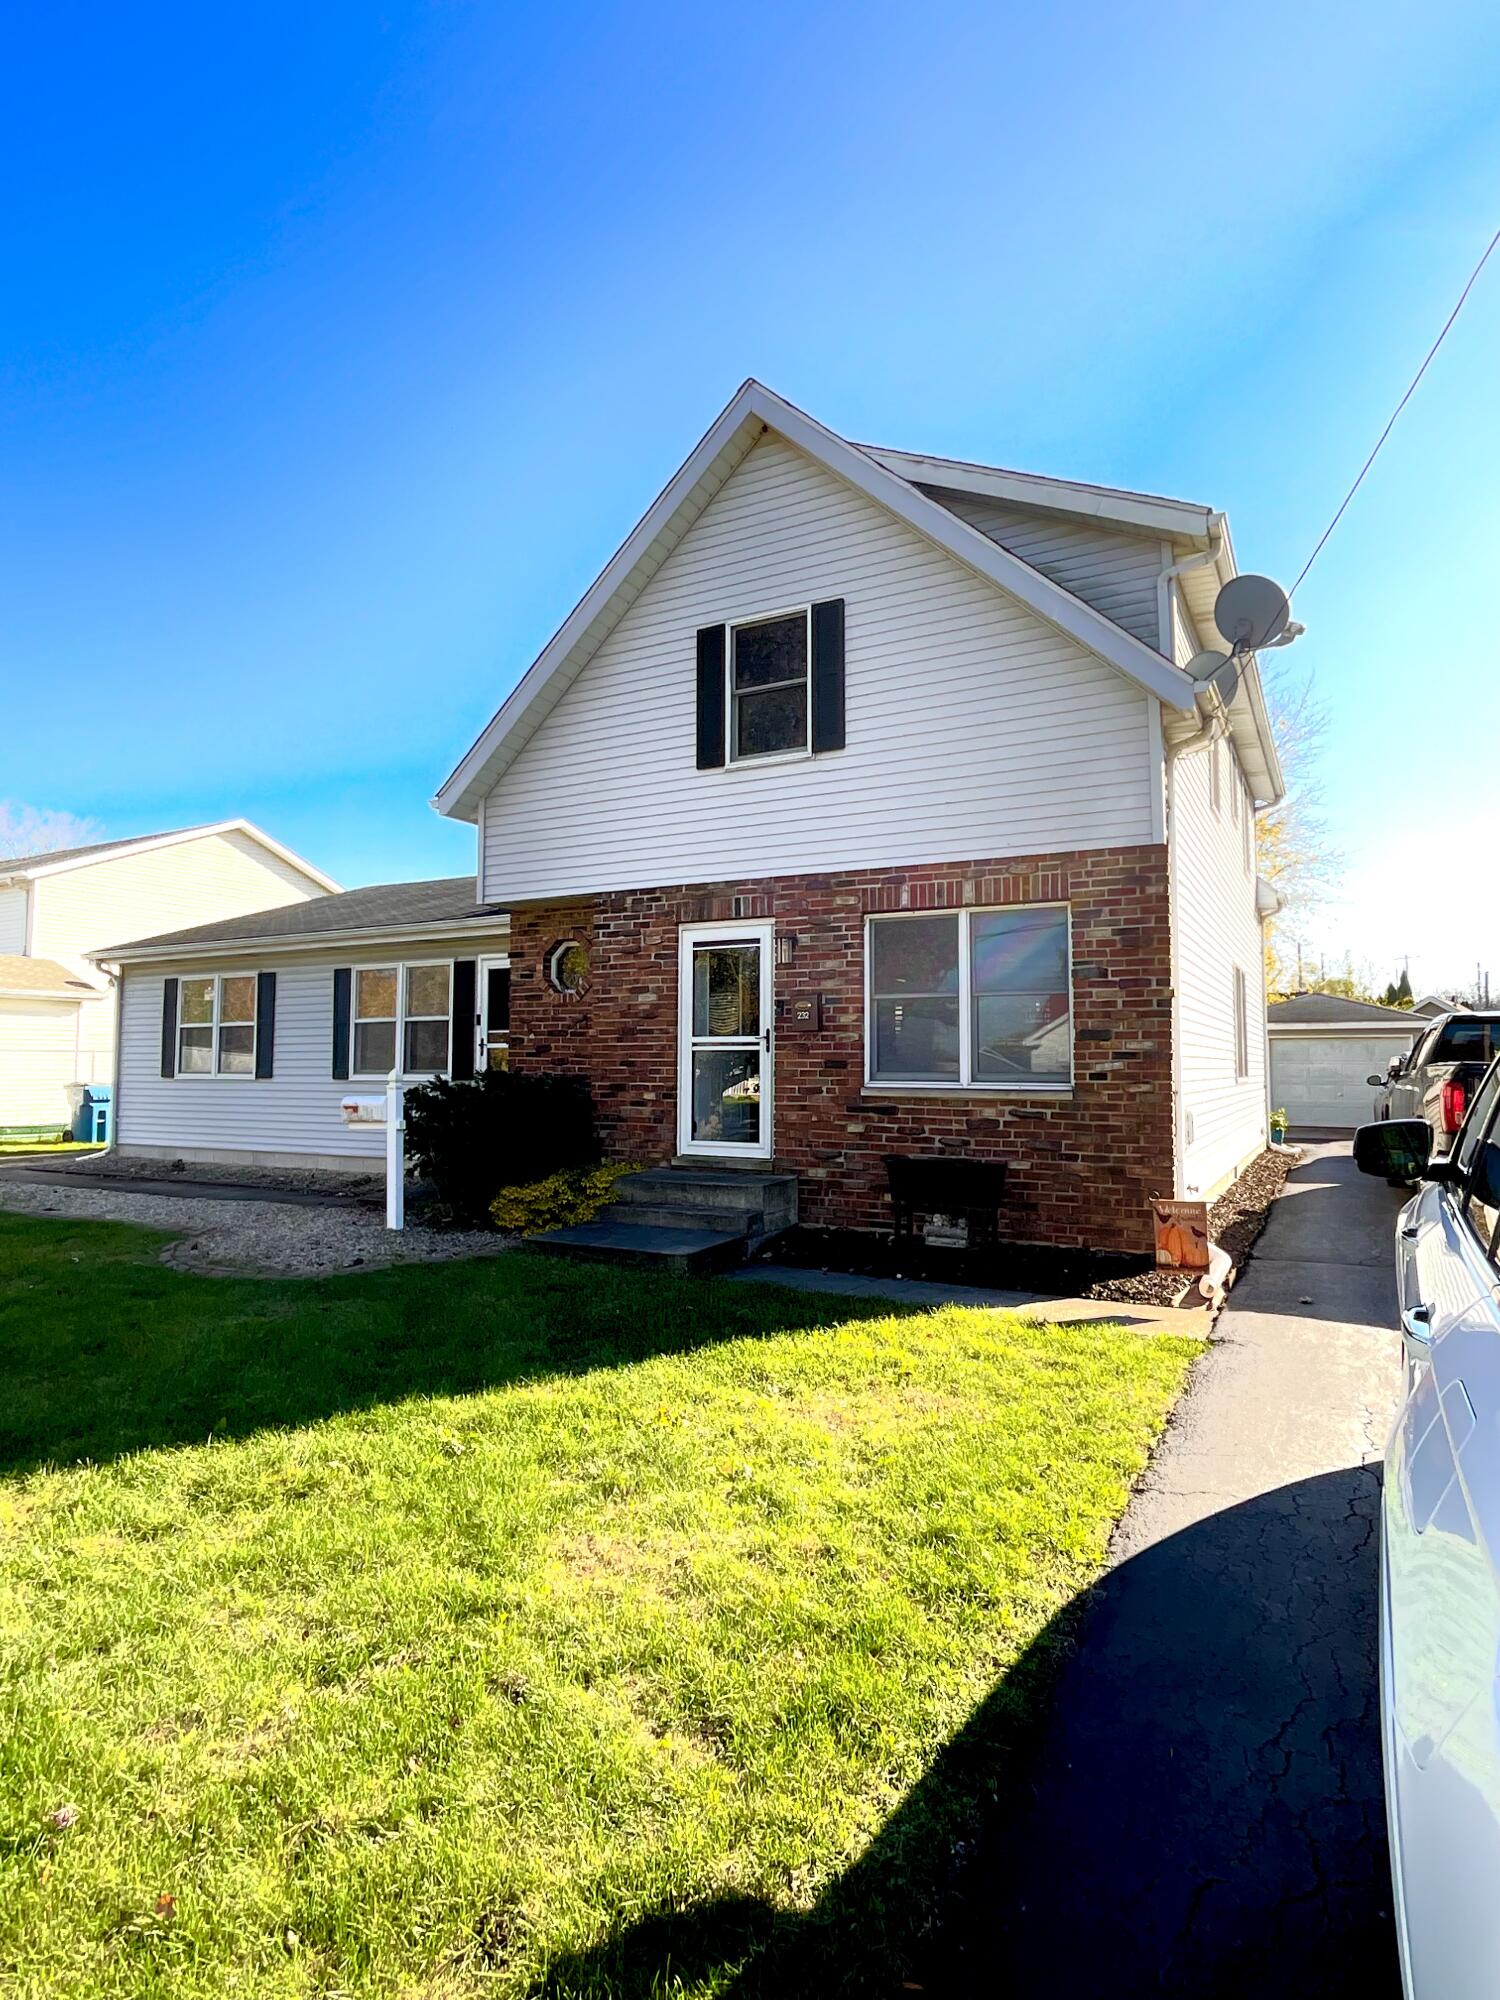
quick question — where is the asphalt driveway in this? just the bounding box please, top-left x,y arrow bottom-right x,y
958,1142 -> 1409,1998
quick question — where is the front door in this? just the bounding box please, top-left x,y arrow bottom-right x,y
677,921 -> 773,1159
476,956 -> 510,1071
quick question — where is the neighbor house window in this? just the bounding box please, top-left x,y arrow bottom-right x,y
730,609 -> 809,761
178,973 -> 257,1076
352,963 -> 453,1077
1233,966 -> 1249,1079
867,906 -> 1072,1089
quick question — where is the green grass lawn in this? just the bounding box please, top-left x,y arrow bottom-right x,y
0,1211 -> 1201,1999
0,1140 -> 104,1157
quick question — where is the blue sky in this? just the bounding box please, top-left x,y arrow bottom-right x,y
5,1 -> 1499,990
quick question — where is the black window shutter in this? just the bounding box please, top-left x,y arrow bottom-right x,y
160,977 -> 178,1079
811,597 -> 846,753
332,967 -> 352,1080
696,624 -> 726,768
255,972 -> 277,1079
451,959 -> 477,1081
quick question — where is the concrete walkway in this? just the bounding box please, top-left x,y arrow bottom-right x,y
732,1260 -> 1207,1332
961,1142 -> 1408,1998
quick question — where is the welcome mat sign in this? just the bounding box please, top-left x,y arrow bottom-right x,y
1150,1198 -> 1211,1271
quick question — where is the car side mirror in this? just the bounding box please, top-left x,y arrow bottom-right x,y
1366,1074 -> 1385,1087
1353,1119 -> 1433,1182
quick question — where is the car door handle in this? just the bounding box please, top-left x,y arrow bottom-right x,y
1402,1305 -> 1434,1359
1401,1223 -> 1420,1241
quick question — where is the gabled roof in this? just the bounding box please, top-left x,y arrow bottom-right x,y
1268,992 -> 1425,1027
97,876 -> 506,963
433,379 -> 1211,824
859,445 -> 1218,541
0,819 -> 341,893
0,954 -> 99,1001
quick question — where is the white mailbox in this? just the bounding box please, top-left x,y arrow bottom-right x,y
340,1095 -> 386,1126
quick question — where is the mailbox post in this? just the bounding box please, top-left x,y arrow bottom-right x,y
385,1070 -> 405,1231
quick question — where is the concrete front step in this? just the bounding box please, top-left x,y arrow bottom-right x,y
612,1167 -> 797,1234
529,1220 -> 748,1276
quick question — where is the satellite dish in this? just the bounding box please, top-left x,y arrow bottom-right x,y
1185,648 -> 1241,706
1214,575 -> 1290,652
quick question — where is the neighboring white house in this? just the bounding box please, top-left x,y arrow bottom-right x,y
0,822 -> 336,1134
1267,991 -> 1425,1130
98,879 -> 510,1169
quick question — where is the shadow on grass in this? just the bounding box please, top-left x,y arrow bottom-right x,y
537,1466 -> 1399,2000
0,1212 -> 928,1476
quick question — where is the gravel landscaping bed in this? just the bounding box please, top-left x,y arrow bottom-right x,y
30,1151 -> 385,1203
0,1179 -> 509,1278
753,1147 -> 1300,1308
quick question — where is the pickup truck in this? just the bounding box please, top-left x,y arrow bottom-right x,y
1371,1012 -> 1500,1154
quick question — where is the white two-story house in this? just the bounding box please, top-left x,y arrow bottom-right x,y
0,821 -> 335,1135
105,381 -> 1282,1255
431,380 -> 1284,1253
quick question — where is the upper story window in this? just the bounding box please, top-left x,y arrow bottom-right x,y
179,972 -> 257,1076
730,609 -> 809,761
866,906 -> 1072,1091
352,962 -> 452,1077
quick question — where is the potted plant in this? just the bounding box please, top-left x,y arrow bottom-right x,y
1269,1106 -> 1289,1145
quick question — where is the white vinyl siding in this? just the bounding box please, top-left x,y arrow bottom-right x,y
115,932 -> 505,1165
0,998 -> 80,1129
919,487 -> 1166,649
25,829 -> 330,1094
479,433 -> 1160,903
1171,723 -> 1267,1197
0,886 -> 28,955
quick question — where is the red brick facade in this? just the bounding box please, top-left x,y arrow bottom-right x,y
506,845 -> 1175,1253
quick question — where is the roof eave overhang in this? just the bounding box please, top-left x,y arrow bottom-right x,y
432,380 -> 1200,824
95,913 -> 511,967
0,986 -> 89,1004
860,445 -> 1219,542
3,821 -> 342,893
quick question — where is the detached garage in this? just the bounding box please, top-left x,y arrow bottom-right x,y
1267,992 -> 1423,1131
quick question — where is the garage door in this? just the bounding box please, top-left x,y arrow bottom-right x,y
1269,1036 -> 1407,1129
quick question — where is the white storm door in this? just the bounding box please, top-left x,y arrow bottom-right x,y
677,922 -> 773,1160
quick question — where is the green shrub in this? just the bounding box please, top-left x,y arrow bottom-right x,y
491,1161 -> 638,1234
403,1070 -> 598,1227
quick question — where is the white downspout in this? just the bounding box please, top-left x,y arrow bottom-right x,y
1161,515 -> 1227,1199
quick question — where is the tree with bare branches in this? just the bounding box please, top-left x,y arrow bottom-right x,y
0,801 -> 102,861
1256,667 -> 1340,996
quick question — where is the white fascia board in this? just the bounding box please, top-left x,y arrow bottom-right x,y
431,379 -> 1199,824
860,446 -> 1218,542
1266,1021 -> 1418,1037
0,986 -> 88,1004
96,916 -> 511,968
18,820 -> 343,894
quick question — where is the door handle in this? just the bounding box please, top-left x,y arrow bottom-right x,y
1400,1223 -> 1420,1241
763,1026 -> 771,1051
1401,1305 -> 1434,1361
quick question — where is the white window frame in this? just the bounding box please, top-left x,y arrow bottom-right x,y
350,960 -> 454,1080
1209,738 -> 1222,815
863,904 -> 1074,1095
176,971 -> 259,1081
727,604 -> 812,767
1242,780 -> 1253,872
1233,965 -> 1249,1080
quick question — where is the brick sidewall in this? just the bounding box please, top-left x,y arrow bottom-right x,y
507,846 -> 1174,1253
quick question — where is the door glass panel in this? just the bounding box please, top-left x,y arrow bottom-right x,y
485,967 -> 510,1070
691,1048 -> 762,1145
693,946 -> 760,1038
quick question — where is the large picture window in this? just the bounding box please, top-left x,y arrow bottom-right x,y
352,963 -> 452,1077
867,907 -> 1072,1090
178,973 -> 257,1077
730,609 -> 809,761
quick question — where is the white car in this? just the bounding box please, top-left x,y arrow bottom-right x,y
1355,1063 -> 1500,1998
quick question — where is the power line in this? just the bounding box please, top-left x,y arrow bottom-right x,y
1290,221 -> 1500,598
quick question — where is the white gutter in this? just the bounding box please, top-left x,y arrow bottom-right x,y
94,914 -> 512,969
1156,512 -> 1224,662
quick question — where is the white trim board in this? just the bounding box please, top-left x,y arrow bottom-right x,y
431,379 -> 1204,825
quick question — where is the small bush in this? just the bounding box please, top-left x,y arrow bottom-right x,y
491,1161 -> 638,1235
404,1070 -> 598,1227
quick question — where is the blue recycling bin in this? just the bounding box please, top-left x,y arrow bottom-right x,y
72,1084 -> 112,1144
